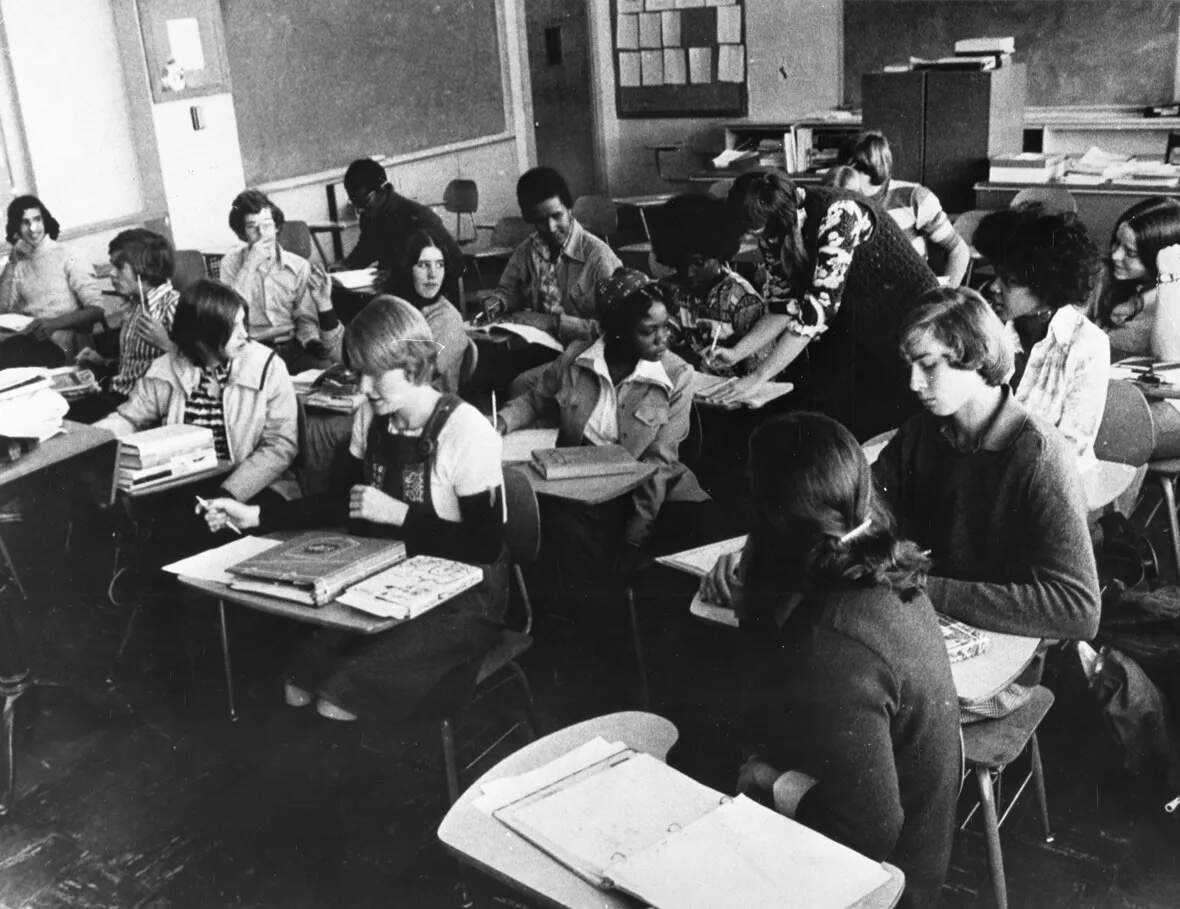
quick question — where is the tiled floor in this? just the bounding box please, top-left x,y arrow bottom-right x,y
3,503 -> 1180,908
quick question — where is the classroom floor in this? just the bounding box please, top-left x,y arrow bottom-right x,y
3,504 -> 1180,908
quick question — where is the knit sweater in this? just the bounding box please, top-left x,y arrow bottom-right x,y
741,584 -> 960,909
0,237 -> 104,356
872,388 -> 1101,639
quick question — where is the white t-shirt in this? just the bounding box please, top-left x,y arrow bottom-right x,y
350,398 -> 503,522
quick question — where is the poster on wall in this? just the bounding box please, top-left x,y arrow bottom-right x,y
613,0 -> 747,118
138,0 -> 231,103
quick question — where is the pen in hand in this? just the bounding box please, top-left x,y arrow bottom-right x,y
195,495 -> 242,535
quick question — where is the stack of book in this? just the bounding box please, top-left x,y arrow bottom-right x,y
530,444 -> 639,481
989,153 -> 1065,184
117,424 -> 219,492
888,36 -> 1014,73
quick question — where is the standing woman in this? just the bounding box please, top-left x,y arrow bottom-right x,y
707,171 -> 938,438
0,195 -> 105,366
711,412 -> 959,909
388,228 -> 470,393
202,296 -> 507,726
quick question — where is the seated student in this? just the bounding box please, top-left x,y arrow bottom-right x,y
219,189 -> 336,373
386,227 -> 469,393
711,412 -> 959,909
652,194 -> 767,375
707,170 -> 938,437
482,166 -> 622,394
202,295 -> 506,726
97,279 -> 299,504
837,131 -> 970,287
340,157 -> 463,294
496,268 -> 710,589
976,207 -> 1108,471
0,194 -> 105,367
1093,196 -> 1180,359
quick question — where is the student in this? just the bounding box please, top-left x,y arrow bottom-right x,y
714,412 -> 959,909
497,268 -> 710,586
203,296 -> 506,726
97,279 -> 299,506
219,189 -> 336,373
0,194 -> 105,366
708,170 -> 938,437
837,131 -> 970,287
482,167 -> 622,393
1093,196 -> 1180,359
977,207 -> 1108,470
340,158 -> 463,297
652,194 -> 767,375
387,227 -> 469,393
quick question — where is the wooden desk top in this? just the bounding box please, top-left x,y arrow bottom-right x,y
612,193 -> 674,208
178,574 -> 400,634
437,711 -> 904,909
0,422 -> 115,488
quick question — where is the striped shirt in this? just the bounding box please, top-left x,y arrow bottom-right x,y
111,282 -> 179,395
183,363 -> 232,461
878,180 -> 958,261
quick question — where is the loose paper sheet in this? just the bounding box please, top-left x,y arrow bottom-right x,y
641,50 -> 665,86
663,48 -> 687,84
661,10 -> 681,46
165,18 -> 205,71
616,14 -> 639,50
688,46 -> 713,83
618,52 -> 642,87
716,5 -> 742,43
638,12 -> 662,48
717,43 -> 745,82
475,737 -> 626,814
163,536 -> 282,584
655,534 -> 745,577
501,428 -> 559,463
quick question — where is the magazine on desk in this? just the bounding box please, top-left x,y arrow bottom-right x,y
336,555 -> 483,620
488,740 -> 890,908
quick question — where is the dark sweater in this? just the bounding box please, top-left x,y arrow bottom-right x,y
742,584 -> 960,909
872,389 -> 1101,639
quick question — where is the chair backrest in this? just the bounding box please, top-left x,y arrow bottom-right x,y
278,220 -> 313,260
458,337 -> 479,392
1010,186 -> 1078,215
572,195 -> 618,241
443,179 -> 479,214
502,465 -> 541,567
952,209 -> 989,250
706,179 -> 734,200
1094,379 -> 1155,466
172,249 -> 209,292
490,216 -> 533,249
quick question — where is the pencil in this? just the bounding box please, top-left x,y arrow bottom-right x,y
195,495 -> 242,535
492,390 -> 498,431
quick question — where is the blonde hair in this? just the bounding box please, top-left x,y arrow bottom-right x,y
344,294 -> 437,385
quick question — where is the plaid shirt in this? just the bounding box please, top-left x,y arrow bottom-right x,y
111,282 -> 179,395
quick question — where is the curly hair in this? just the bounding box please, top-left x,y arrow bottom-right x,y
516,166 -> 572,214
980,206 -> 1100,311
6,195 -> 61,244
742,412 -> 930,616
651,194 -> 741,269
228,189 -> 285,241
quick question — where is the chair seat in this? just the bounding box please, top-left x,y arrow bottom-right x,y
1147,458 -> 1180,476
476,630 -> 532,685
963,686 -> 1055,768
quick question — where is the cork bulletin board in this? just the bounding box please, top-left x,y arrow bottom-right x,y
612,0 -> 747,119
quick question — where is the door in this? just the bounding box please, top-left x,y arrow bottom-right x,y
525,0 -> 597,198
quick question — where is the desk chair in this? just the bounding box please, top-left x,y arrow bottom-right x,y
1010,186 -> 1078,214
442,179 -> 480,247
959,685 -> 1055,909
440,465 -> 540,805
467,216 -> 533,298
172,249 -> 209,293
1089,380 -> 1154,514
571,195 -> 618,244
278,220 -> 313,260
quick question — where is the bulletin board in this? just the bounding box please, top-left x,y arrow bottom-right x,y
612,0 -> 747,119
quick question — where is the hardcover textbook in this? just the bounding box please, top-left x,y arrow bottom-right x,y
531,444 -> 639,481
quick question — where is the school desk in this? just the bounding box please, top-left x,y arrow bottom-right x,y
437,710 -> 907,909
1,421 -> 119,816
525,462 -> 657,507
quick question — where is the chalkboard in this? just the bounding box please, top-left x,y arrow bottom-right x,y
843,1 -> 1178,108
223,0 -> 507,186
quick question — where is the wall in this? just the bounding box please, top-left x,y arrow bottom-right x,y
587,0 -> 843,197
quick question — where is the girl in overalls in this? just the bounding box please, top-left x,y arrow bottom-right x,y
203,295 -> 507,725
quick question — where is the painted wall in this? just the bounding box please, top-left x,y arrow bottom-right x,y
587,0 -> 843,196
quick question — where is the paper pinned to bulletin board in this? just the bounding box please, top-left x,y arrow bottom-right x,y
613,0 -> 747,118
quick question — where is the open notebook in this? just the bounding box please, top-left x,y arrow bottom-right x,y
488,740 -> 889,909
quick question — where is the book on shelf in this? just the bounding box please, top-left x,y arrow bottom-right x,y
939,615 -> 991,663
954,36 -> 1015,55
228,532 -> 407,607
530,444 -> 640,481
117,449 -> 219,490
910,54 -> 997,71
335,555 -> 484,620
487,740 -> 890,908
989,153 -> 1064,184
118,424 -> 216,469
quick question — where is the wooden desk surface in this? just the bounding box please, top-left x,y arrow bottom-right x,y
611,193 -> 674,208
437,711 -> 904,909
178,574 -> 400,634
0,422 -> 116,489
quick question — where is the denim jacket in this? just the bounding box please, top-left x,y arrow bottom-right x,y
500,339 -> 708,546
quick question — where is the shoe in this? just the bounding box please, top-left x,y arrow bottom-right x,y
283,681 -> 313,707
315,697 -> 357,722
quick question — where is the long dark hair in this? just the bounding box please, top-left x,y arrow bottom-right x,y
386,227 -> 454,305
742,413 -> 929,621
6,195 -> 61,244
1097,196 -> 1180,328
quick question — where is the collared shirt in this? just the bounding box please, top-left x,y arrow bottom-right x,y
492,219 -> 622,343
112,282 -> 179,395
1015,305 -> 1110,471
218,245 -> 318,346
575,338 -> 673,445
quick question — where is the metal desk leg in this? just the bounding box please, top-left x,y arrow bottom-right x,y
1,684 -> 26,817
217,600 -> 238,722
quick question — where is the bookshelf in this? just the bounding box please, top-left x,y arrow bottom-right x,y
718,118 -> 863,174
